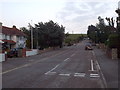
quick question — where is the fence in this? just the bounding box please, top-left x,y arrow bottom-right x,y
26,49 -> 38,57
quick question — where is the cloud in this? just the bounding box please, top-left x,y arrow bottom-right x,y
56,1 -> 117,33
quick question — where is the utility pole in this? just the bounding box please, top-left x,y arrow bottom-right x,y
28,22 -> 33,49
36,27 -> 39,49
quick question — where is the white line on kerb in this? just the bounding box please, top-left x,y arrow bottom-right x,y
64,58 -> 69,62
45,64 -> 59,75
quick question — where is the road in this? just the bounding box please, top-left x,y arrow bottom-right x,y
2,41 -> 107,88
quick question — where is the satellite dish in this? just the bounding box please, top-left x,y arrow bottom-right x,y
119,1 -> 120,9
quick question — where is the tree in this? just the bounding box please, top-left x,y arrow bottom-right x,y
35,20 -> 65,48
87,25 -> 98,43
105,17 -> 115,27
20,27 -> 31,49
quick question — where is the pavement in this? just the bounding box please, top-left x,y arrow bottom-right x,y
94,47 -> 119,88
1,40 -> 119,88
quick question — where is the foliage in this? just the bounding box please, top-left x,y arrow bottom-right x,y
87,25 -> 98,42
107,34 -> 119,48
34,20 -> 65,48
21,20 -> 65,49
87,16 -> 117,43
20,27 -> 31,49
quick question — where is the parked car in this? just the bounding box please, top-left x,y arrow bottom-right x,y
7,48 -> 19,58
85,43 -> 93,50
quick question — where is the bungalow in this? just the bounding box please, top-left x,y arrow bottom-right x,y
0,22 -> 26,51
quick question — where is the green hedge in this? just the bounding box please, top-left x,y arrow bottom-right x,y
107,34 -> 119,48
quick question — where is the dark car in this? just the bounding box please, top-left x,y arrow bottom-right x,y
85,43 -> 93,50
7,48 -> 19,58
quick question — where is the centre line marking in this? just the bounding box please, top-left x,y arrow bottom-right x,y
45,64 -> 60,75
64,58 -> 70,62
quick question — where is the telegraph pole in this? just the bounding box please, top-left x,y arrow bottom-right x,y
28,22 -> 33,49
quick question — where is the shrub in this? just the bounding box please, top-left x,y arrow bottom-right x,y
107,34 -> 119,48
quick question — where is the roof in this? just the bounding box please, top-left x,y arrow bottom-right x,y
2,39 -> 16,44
2,26 -> 26,36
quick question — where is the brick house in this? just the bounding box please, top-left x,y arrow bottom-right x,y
0,22 -> 26,50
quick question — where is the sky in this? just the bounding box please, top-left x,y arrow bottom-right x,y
0,0 -> 120,34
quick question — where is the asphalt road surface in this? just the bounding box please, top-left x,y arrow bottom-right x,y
2,41 -> 107,88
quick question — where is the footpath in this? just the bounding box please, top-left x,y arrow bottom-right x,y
94,47 -> 119,88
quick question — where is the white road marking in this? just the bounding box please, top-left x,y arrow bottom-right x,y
90,73 -> 100,78
45,72 -> 56,75
2,50 -> 68,75
90,75 -> 100,78
95,61 -> 101,70
91,60 -> 94,71
92,51 -> 95,56
1,63 -> 31,74
64,58 -> 70,62
71,54 -> 75,57
90,73 -> 99,76
59,73 -> 70,76
74,73 -> 85,77
45,64 -> 60,75
95,59 -> 108,88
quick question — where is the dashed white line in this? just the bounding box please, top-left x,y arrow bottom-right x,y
59,73 -> 70,76
71,54 -> 75,57
64,58 -> 70,62
74,73 -> 85,77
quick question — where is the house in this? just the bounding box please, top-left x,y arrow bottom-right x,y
0,22 -> 26,50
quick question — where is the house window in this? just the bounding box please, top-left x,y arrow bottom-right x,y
5,35 -> 7,39
10,35 -> 12,40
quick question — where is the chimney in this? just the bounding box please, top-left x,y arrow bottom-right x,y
13,25 -> 16,29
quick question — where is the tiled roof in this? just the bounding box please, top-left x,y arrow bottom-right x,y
2,26 -> 26,36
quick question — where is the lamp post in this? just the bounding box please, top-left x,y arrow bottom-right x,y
28,23 -> 33,49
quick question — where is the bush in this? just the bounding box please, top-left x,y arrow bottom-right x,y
107,34 -> 119,48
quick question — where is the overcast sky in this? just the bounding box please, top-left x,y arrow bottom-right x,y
0,0 -> 119,34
